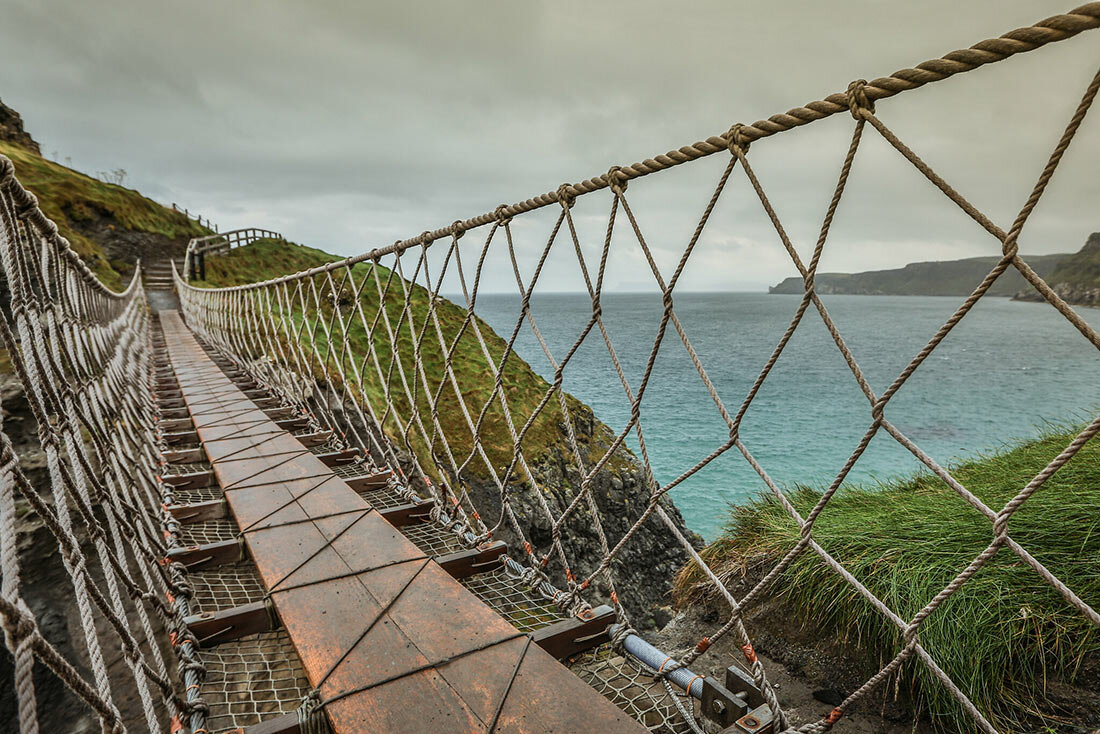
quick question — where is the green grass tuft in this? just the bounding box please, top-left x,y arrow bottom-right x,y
675,428 -> 1100,732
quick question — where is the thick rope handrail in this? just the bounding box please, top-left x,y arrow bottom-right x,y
0,4 -> 1096,734
0,155 -> 138,299
174,5 -> 1100,732
1,155 -> 198,731
174,1 -> 1100,293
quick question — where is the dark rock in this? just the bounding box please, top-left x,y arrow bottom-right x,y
812,688 -> 845,706
0,97 -> 40,154
64,200 -> 192,267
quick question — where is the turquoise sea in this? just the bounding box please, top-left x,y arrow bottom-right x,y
473,293 -> 1100,540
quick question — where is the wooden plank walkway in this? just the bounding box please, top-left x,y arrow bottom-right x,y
159,311 -> 644,733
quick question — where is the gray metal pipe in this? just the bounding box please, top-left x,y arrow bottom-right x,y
610,624 -> 705,699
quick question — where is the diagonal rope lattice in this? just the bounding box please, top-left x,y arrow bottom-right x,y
173,5 -> 1100,732
1,3 -> 1099,733
0,155 -> 209,733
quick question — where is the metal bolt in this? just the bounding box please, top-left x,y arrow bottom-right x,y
711,699 -> 727,716
740,715 -> 761,730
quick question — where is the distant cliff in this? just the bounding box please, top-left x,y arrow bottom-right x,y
0,97 -> 40,153
1013,233 -> 1100,307
770,253 -> 1067,297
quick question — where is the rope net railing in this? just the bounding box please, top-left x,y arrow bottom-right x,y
0,156 -> 205,732
175,4 -> 1100,732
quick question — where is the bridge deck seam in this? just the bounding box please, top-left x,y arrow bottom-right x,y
158,310 -> 642,733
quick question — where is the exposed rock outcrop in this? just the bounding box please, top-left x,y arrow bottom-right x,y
0,98 -> 40,154
466,401 -> 699,630
1014,233 -> 1100,306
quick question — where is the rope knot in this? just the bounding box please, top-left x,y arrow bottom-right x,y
494,205 -> 513,226
450,220 -> 466,240
3,600 -> 37,642
14,190 -> 39,220
419,230 -> 435,246
0,156 -> 15,187
556,183 -> 576,210
847,79 -> 875,119
610,623 -> 635,649
605,166 -> 628,194
870,398 -> 886,423
725,123 -> 751,155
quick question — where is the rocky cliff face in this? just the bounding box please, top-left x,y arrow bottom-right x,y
0,98 -> 40,154
770,253 -> 1067,297
466,401 -> 699,630
1014,233 -> 1100,306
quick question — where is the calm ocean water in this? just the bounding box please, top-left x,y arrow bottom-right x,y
471,293 -> 1100,540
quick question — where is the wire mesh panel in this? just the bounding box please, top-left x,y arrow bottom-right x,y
177,519 -> 239,546
169,486 -> 225,504
189,562 -> 267,614
352,482 -> 414,509
571,647 -> 698,734
196,630 -> 312,733
162,460 -> 213,476
461,568 -> 565,632
399,521 -> 467,556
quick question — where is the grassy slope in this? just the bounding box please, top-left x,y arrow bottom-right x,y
1,140 -> 208,289
194,239 -> 625,481
675,429 -> 1099,731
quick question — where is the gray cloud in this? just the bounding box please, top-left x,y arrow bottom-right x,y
2,0 -> 1097,292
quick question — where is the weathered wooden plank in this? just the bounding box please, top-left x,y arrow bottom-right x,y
185,601 -> 274,647
164,538 -> 244,571
239,712 -> 300,734
158,310 -> 642,734
436,541 -> 509,580
161,469 -> 215,491
343,469 -> 393,492
531,605 -> 616,659
165,499 -> 226,524
378,500 -> 434,527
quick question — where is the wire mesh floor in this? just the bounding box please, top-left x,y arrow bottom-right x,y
196,630 -> 311,733
161,460 -> 211,476
170,486 -> 224,503
188,562 -> 265,614
461,569 -> 564,633
570,647 -> 699,734
399,521 -> 466,556
353,484 -> 409,509
177,519 -> 238,546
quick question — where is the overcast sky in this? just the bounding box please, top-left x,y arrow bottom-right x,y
2,1 -> 1098,292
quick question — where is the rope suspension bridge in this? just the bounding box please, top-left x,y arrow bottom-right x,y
2,4 -> 1100,732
